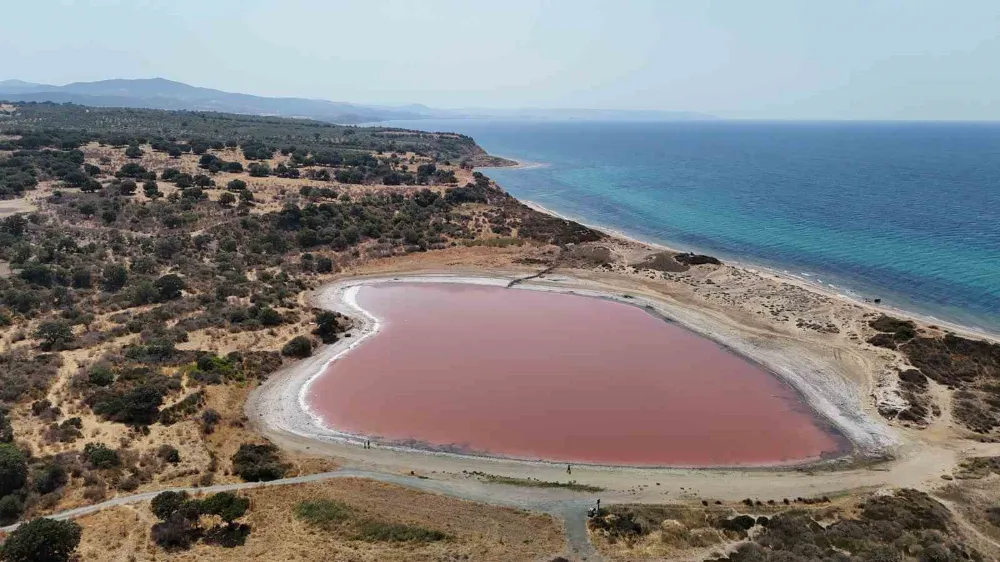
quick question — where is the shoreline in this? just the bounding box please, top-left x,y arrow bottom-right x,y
519,198 -> 1000,343
249,273 -> 897,471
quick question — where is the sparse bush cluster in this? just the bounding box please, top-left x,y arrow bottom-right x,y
590,490 -> 979,562
867,315 -> 917,349
709,489 -> 978,562
0,351 -> 61,402
231,443 -> 286,482
150,490 -> 251,550
869,315 -> 1000,433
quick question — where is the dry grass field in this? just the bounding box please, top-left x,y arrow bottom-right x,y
75,478 -> 565,562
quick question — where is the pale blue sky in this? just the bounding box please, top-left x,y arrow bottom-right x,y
3,0 -> 1000,119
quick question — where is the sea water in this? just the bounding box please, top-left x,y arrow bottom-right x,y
383,120 -> 1000,334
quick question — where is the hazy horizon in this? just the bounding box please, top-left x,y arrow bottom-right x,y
4,0 -> 1000,120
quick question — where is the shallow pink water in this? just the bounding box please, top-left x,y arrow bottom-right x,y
307,283 -> 845,466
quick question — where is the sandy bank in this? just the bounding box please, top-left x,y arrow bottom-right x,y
521,200 -> 1000,343
248,273 -> 898,470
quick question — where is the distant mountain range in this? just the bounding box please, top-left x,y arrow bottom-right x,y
0,77 -> 713,124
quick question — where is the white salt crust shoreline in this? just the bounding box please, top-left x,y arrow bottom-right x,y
249,274 -> 899,471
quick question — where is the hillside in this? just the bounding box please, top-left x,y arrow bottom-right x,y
0,101 -> 599,555
1,101 -> 999,562
0,78 -> 716,124
0,78 -> 435,124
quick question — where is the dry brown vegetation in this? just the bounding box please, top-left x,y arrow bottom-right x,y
590,489 -> 983,562
0,103 -> 602,535
74,478 -> 564,561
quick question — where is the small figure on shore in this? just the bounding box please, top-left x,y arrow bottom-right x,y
596,498 -> 601,511
567,464 -> 572,475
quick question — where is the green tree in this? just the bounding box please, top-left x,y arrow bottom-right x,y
70,267 -> 92,289
313,311 -> 342,343
0,494 -> 23,523
0,410 -> 13,443
256,307 -> 283,327
82,443 -> 120,469
33,463 -> 67,495
231,443 -> 286,482
151,490 -> 190,520
193,174 -> 214,187
119,179 -> 137,195
0,518 -> 82,562
129,280 -> 158,306
247,163 -> 270,177
226,179 -> 247,191
124,145 -> 143,159
143,179 -> 162,198
101,263 -> 128,292
315,256 -> 334,273
0,443 -> 27,497
201,492 -> 249,524
154,274 -> 185,301
218,192 -> 236,207
174,174 -> 193,188
281,336 -> 312,358
34,321 -> 73,351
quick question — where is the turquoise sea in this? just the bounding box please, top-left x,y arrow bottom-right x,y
385,120 -> 1000,334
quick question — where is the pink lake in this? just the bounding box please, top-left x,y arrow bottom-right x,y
306,283 -> 845,466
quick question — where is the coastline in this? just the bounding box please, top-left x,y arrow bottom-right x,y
520,198 -> 1000,344
249,274 -> 896,471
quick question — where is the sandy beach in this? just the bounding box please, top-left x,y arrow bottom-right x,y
521,199 -> 1000,343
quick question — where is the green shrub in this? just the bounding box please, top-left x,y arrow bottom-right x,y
87,365 -> 115,387
34,321 -> 73,351
157,444 -> 181,464
0,494 -> 23,523
82,443 -> 120,469
0,518 -> 81,562
313,311 -> 343,344
154,274 -> 185,301
33,463 -> 67,495
151,491 -> 191,520
231,443 -> 286,482
294,499 -> 351,527
281,336 -> 312,358
0,443 -> 27,497
201,492 -> 249,523
101,263 -> 129,292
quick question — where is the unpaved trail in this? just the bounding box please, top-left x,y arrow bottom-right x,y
935,495 -> 1000,556
0,198 -> 35,218
0,468 -> 604,561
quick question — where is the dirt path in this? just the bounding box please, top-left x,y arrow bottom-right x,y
935,495 -> 1000,556
0,468 -> 604,561
0,198 -> 35,218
